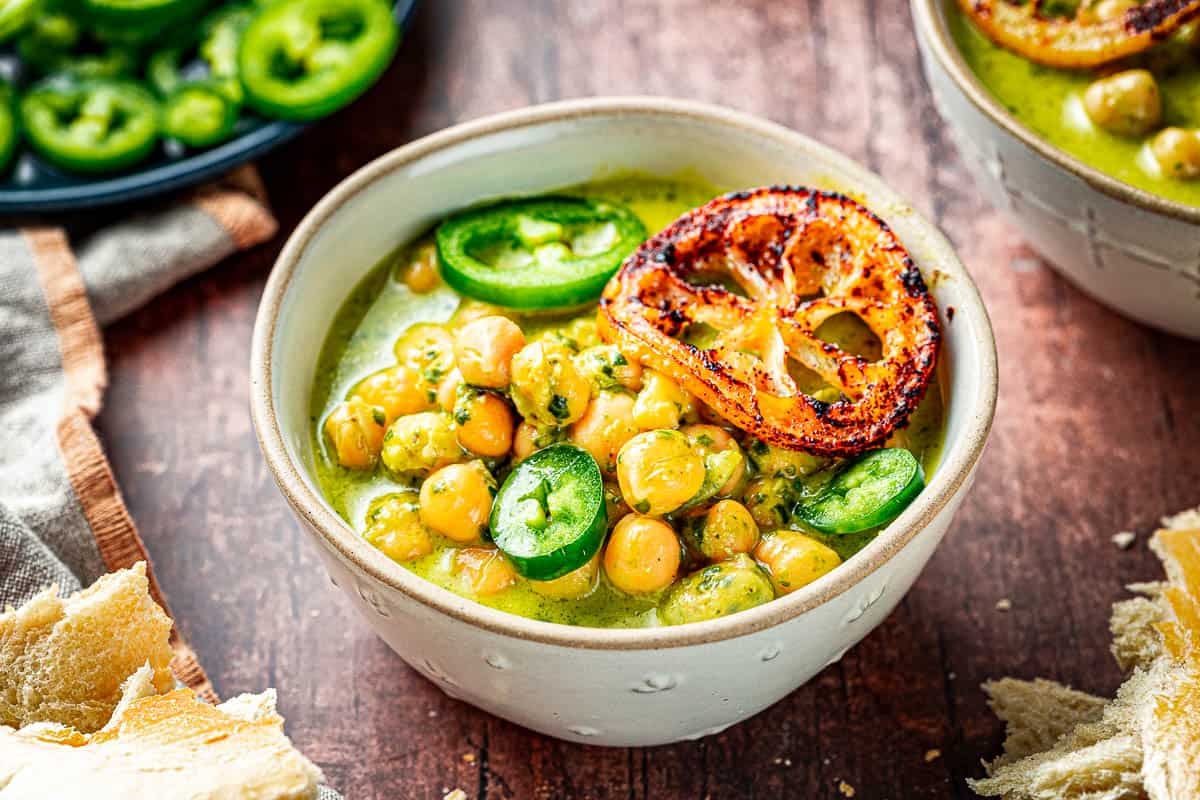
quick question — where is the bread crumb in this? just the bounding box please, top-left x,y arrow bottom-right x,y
1112,531 -> 1136,550
995,598 -> 1012,612
462,752 -> 476,764
837,779 -> 856,797
443,790 -> 467,800
924,748 -> 941,762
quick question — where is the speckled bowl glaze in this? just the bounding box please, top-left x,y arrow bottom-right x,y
250,98 -> 997,746
913,0 -> 1200,340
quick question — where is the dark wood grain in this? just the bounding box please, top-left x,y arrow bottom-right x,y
93,1 -> 1200,797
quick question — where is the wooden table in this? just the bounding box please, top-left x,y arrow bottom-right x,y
95,1 -> 1200,797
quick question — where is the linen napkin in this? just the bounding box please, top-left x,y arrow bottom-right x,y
1,169 -> 343,799
0,167 -> 278,697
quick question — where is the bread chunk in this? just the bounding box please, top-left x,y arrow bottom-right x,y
0,563 -> 174,732
971,509 -> 1200,800
0,684 -> 323,799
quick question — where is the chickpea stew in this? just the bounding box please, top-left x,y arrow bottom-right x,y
952,1 -> 1200,205
311,178 -> 945,628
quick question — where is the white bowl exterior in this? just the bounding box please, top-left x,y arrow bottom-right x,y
265,107 -> 993,746
305,478 -> 970,746
914,3 -> 1200,340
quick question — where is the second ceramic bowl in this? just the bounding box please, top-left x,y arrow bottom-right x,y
913,0 -> 1200,340
251,97 -> 998,746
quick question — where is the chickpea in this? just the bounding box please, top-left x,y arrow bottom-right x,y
632,370 -> 696,430
616,430 -> 706,516
363,493 -> 433,563
603,514 -> 682,594
683,424 -> 747,498
746,438 -> 824,479
659,554 -> 775,626
380,411 -> 463,476
454,547 -> 518,595
323,398 -> 386,470
453,390 -> 516,458
509,340 -> 591,426
452,299 -> 513,326
754,531 -> 841,595
569,391 -> 638,472
393,323 -> 455,385
436,368 -> 464,413
689,500 -> 760,562
743,476 -> 798,532
573,344 -> 643,392
419,461 -> 496,542
1150,127 -> 1200,180
512,421 -> 563,461
398,241 -> 440,293
540,314 -> 600,352
352,364 -> 435,425
530,553 -> 600,599
1083,69 -> 1162,137
454,315 -> 526,388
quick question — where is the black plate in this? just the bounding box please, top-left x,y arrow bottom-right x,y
0,0 -> 418,213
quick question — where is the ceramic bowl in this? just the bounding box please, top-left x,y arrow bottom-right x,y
250,97 -> 998,747
912,0 -> 1200,340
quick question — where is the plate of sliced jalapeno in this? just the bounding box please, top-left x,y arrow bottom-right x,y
0,0 -> 417,211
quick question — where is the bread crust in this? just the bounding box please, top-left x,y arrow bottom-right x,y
0,563 -> 174,733
970,510 -> 1200,800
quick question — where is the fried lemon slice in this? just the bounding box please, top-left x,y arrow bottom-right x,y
959,0 -> 1200,69
598,187 -> 940,458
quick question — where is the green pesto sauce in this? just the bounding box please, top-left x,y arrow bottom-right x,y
310,176 -> 946,628
949,6 -> 1200,207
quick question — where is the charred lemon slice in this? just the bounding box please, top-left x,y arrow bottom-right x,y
959,0 -> 1200,69
598,187 -> 940,458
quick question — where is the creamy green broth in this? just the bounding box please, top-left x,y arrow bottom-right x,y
950,6 -> 1200,206
311,177 -> 945,628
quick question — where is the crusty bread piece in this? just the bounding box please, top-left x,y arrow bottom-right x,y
0,563 -> 174,733
970,509 -> 1200,800
1139,527 -> 1200,800
0,683 -> 324,799
980,678 -> 1108,767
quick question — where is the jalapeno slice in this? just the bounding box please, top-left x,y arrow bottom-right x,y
489,443 -> 607,581
796,448 -> 924,534
77,0 -> 205,35
21,79 -> 160,173
0,0 -> 40,42
238,0 -> 398,121
163,81 -> 238,147
0,82 -> 18,174
436,197 -> 648,310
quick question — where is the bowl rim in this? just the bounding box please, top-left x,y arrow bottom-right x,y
910,0 -> 1200,225
250,96 -> 999,651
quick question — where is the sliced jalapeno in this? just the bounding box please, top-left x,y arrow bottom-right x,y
0,82 -> 18,173
21,79 -> 160,173
163,81 -> 239,147
436,197 -> 648,310
77,0 -> 205,35
238,0 -> 398,121
0,0 -> 41,42
17,10 -> 138,79
489,443 -> 607,581
200,3 -> 253,103
796,448 -> 924,534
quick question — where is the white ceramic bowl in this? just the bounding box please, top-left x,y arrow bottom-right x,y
913,0 -> 1200,340
250,98 -> 998,747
